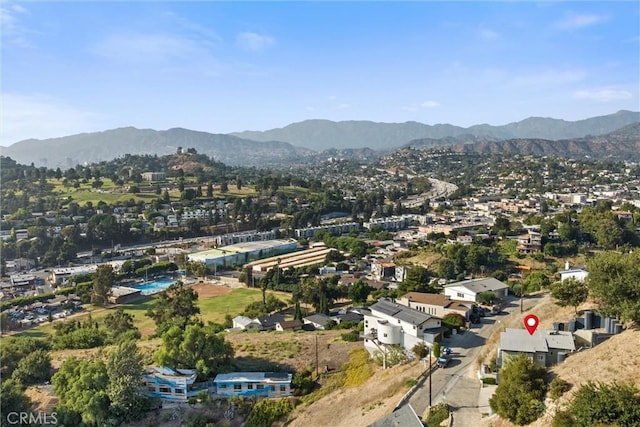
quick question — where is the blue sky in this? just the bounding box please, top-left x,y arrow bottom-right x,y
1,1 -> 639,145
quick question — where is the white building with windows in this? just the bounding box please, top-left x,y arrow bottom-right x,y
443,277 -> 509,303
363,298 -> 442,356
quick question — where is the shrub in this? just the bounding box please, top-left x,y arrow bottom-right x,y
425,403 -> 449,426
404,379 -> 417,388
566,381 -> 640,426
482,377 -> 496,385
245,398 -> 293,427
548,377 -> 571,400
489,354 -> 548,425
341,331 -> 359,342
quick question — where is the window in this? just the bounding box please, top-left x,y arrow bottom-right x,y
257,384 -> 264,390
536,354 -> 545,362
219,383 -> 227,388
175,389 -> 184,394
148,386 -> 156,392
159,387 -> 170,393
247,384 -> 254,390
383,333 -> 388,338
280,385 -> 287,392
234,384 -> 242,390
457,292 -> 464,298
271,385 -> 276,391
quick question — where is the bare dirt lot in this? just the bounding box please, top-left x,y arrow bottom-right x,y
191,282 -> 232,298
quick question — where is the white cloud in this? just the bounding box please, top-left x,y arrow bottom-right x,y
0,1 -> 33,47
236,32 -> 275,51
573,89 -> 633,102
337,103 -> 351,109
422,100 -> 440,108
554,13 -> 606,31
327,95 -> 338,101
1,93 -> 109,145
479,28 -> 500,40
511,69 -> 586,87
92,32 -> 207,64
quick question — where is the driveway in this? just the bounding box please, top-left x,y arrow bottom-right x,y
406,295 -> 542,425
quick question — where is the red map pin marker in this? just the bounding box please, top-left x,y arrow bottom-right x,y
524,314 -> 539,335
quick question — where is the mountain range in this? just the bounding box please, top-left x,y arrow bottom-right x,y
0,110 -> 638,168
231,110 -> 639,151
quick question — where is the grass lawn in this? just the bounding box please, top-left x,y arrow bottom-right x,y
16,287 -> 290,339
198,288 -> 288,324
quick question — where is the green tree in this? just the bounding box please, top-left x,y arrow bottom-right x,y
155,323 -> 234,380
103,308 -> 139,339
412,342 -> 429,359
1,379 -> 32,427
550,278 -> 588,313
92,264 -> 114,306
477,291 -> 496,305
146,281 -> 201,335
442,313 -> 465,331
52,357 -> 110,426
399,266 -> 437,294
107,340 -> 149,423
586,251 -> 640,323
12,349 -> 52,386
348,280 -> 373,305
0,312 -> 10,332
489,354 -> 548,425
432,341 -> 441,358
524,271 -> 551,293
1,337 -> 50,378
564,381 -> 640,427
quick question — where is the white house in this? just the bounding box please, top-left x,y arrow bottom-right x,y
363,298 -> 442,356
443,277 -> 509,303
396,292 -> 473,320
232,316 -> 261,330
560,262 -> 589,282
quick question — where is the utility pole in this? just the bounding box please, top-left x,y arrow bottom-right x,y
520,282 -> 524,313
429,346 -> 432,408
315,335 -> 319,378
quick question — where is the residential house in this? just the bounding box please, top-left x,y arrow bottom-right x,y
214,372 -> 293,398
255,313 -> 286,331
363,298 -> 442,355
303,313 -> 331,330
560,262 -> 589,282
443,277 -> 509,303
108,286 -> 143,304
516,231 -> 542,254
141,172 -> 166,182
396,292 -> 473,320
498,328 -> 575,367
371,260 -> 396,281
371,404 -> 424,427
142,367 -> 202,401
275,319 -> 303,332
232,315 -> 261,330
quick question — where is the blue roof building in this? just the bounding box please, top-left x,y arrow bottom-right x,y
214,372 -> 293,398
142,367 -> 208,401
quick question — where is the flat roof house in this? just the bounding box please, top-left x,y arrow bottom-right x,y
443,277 -> 509,303
214,372 -> 293,398
499,328 -> 575,367
142,367 -> 202,401
232,315 -> 261,330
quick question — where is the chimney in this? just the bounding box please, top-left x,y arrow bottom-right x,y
565,261 -> 570,271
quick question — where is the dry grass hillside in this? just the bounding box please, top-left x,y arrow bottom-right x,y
475,293 -> 640,427
287,360 -> 425,427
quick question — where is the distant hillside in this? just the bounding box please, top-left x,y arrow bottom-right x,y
446,123 -> 640,160
231,111 -> 640,150
0,127 -> 314,168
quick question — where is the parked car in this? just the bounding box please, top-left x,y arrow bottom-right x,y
437,355 -> 451,368
491,306 -> 502,315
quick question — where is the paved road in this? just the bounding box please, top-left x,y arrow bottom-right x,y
406,296 -> 542,424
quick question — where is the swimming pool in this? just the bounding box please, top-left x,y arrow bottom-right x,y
134,277 -> 176,295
